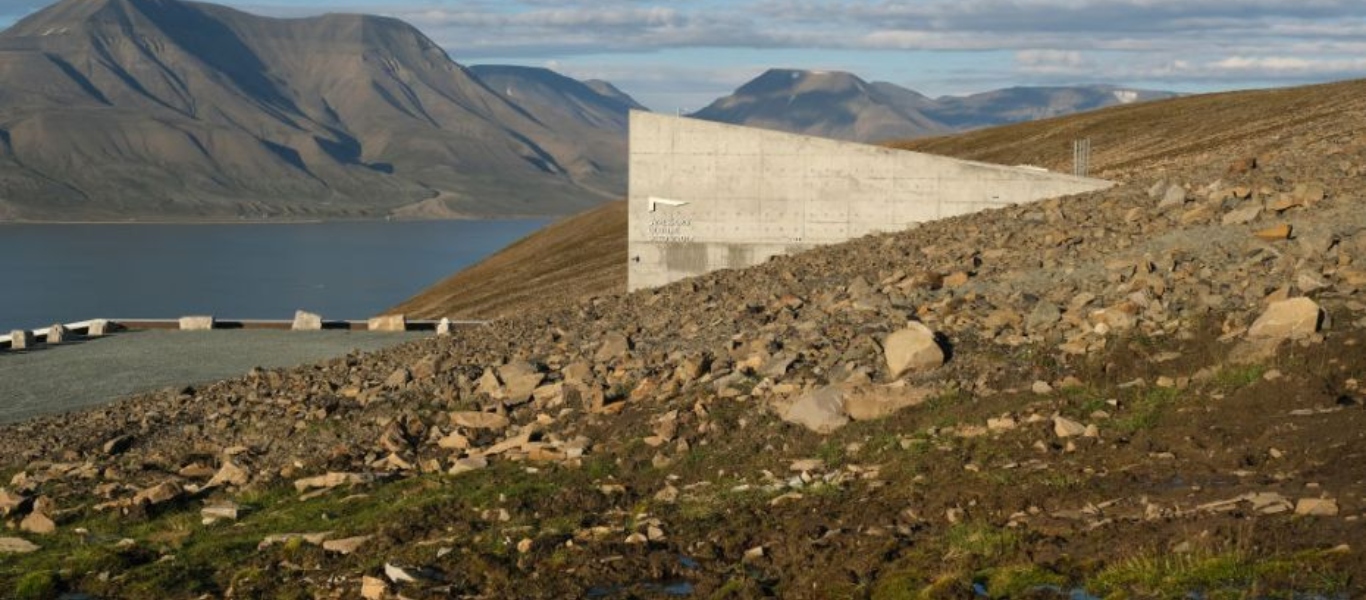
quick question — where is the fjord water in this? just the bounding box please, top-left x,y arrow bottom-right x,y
0,220 -> 548,332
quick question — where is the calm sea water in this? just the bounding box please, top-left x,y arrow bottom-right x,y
0,220 -> 548,332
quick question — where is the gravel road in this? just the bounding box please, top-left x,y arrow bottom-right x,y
0,329 -> 426,423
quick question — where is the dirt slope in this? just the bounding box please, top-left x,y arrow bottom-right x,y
391,200 -> 626,319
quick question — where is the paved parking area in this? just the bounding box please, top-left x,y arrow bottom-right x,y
0,329 -> 425,424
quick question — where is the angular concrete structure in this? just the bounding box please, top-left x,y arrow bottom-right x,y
628,112 -> 1113,290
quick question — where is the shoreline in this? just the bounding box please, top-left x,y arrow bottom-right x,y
0,214 -> 561,226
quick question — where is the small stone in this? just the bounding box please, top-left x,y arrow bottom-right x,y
292,310 -> 323,331
1222,204 -> 1262,226
102,434 -> 135,456
201,504 -> 240,522
625,532 -> 648,545
20,512 -> 55,535
437,432 -> 470,450
943,271 -> 971,288
0,537 -> 40,554
0,489 -> 28,517
384,563 -> 419,584
517,538 -> 534,553
178,316 -> 215,331
1159,185 -> 1188,208
1248,298 -> 1323,341
781,386 -> 850,434
361,576 -> 388,600
595,332 -> 633,362
1295,498 -> 1339,517
1053,416 -> 1087,438
842,386 -> 932,421
293,472 -> 371,493
368,314 -> 407,332
384,368 -> 411,389
323,535 -> 373,555
987,417 -> 1017,432
1031,381 -> 1053,395
883,322 -> 945,379
790,459 -> 824,472
1254,224 -> 1292,241
743,546 -> 765,563
206,459 -> 250,488
450,411 -> 510,431
133,482 -> 182,506
448,457 -> 488,476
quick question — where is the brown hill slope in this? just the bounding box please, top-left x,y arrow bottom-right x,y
391,200 -> 626,319
397,79 -> 1366,319
894,78 -> 1366,180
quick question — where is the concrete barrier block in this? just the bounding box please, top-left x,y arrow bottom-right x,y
8,330 -> 34,350
437,318 -> 453,336
292,310 -> 323,331
179,316 -> 215,331
48,323 -> 71,344
88,320 -> 111,337
368,314 -> 407,332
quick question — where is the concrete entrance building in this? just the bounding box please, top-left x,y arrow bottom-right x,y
627,111 -> 1113,291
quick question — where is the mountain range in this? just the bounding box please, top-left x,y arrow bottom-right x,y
0,0 -> 1179,221
691,69 -> 1180,143
0,0 -> 635,221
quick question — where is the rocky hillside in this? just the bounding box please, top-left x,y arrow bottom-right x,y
691,68 -> 1177,143
2,78 -> 1366,598
0,0 -> 632,221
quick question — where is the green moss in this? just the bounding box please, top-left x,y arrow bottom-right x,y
870,568 -> 927,600
13,570 -> 58,600
1090,548 -> 1349,598
1115,387 -> 1179,433
1213,364 -> 1267,391
979,565 -> 1067,599
944,523 -> 1020,562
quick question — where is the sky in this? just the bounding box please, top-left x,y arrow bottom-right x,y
3,0 -> 1366,113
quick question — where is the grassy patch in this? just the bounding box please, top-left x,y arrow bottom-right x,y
978,564 -> 1068,599
1213,364 -> 1267,392
1090,548 -> 1350,599
943,523 -> 1020,562
1114,387 -> 1179,433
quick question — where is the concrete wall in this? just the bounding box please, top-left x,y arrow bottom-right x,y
628,111 -> 1114,290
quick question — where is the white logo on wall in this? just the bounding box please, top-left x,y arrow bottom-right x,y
646,197 -> 694,243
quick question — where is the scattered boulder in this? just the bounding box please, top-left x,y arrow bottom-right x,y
0,537 -> 40,554
883,322 -> 945,379
1295,498 -> 1339,517
102,434 -> 136,456
595,332 -> 633,362
450,411 -> 510,431
133,482 -> 182,507
1159,184 -> 1188,208
1254,224 -> 1292,241
0,489 -> 29,517
1248,298 -> 1323,341
843,386 -> 933,421
20,512 -> 55,535
323,535 -> 372,555
1222,204 -> 1262,226
781,386 -> 850,434
1053,416 -> 1088,438
292,310 -> 323,331
361,576 -> 388,600
206,459 -> 250,489
201,504 -> 240,523
293,472 -> 373,493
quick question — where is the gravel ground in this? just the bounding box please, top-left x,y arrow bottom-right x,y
0,329 -> 426,423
